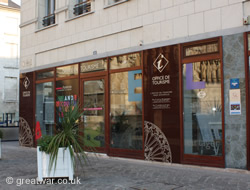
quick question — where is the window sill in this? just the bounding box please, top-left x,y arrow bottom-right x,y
65,11 -> 95,22
4,100 -> 18,103
35,23 -> 58,33
3,66 -> 19,69
104,0 -> 129,9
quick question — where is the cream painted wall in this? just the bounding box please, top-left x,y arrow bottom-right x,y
20,0 -> 248,71
0,5 -> 20,120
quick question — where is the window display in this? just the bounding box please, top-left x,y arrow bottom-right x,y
110,70 -> 143,150
83,79 -> 105,147
56,79 -> 79,125
56,64 -> 78,78
110,53 -> 140,70
183,60 -> 222,156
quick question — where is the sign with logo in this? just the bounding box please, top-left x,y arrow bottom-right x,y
153,53 -> 169,73
230,78 -> 239,89
23,77 -> 30,89
143,45 -> 180,163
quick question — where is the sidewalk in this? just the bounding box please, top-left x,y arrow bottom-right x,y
0,141 -> 250,190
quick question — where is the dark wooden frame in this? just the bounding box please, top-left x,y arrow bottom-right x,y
107,52 -> 144,159
245,32 -> 250,170
180,37 -> 225,168
34,52 -> 144,159
34,68 -> 55,146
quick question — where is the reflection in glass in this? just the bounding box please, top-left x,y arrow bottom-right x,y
80,59 -> 107,73
36,82 -> 54,136
83,79 -> 105,147
56,64 -> 78,78
56,79 -> 79,125
184,42 -> 219,57
110,70 -> 143,150
110,53 -> 141,70
36,71 -> 54,80
183,60 -> 222,156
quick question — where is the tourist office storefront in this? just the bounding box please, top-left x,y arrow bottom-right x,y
19,35 -> 250,169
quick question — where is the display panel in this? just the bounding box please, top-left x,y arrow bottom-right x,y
110,70 -> 143,150
182,60 -> 222,156
143,46 -> 180,163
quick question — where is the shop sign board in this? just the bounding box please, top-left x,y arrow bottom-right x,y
143,46 -> 180,163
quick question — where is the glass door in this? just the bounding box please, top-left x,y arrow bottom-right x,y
82,77 -> 106,151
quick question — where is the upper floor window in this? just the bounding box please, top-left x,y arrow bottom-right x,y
74,0 -> 91,16
106,0 -> 125,6
68,0 -> 93,19
38,0 -> 55,28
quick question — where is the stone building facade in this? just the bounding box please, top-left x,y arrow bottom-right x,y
0,0 -> 20,139
20,0 -> 250,169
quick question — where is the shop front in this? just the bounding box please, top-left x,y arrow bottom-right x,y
20,37 -> 226,167
245,32 -> 250,170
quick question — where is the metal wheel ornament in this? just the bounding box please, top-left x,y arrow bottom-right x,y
144,121 -> 172,163
19,117 -> 33,147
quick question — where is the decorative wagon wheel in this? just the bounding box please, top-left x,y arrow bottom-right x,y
19,117 -> 33,147
144,121 -> 172,163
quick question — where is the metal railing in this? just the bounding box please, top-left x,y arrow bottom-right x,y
42,14 -> 55,27
73,1 -> 91,16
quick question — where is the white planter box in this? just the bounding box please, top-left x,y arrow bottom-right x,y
0,139 -> 1,159
37,146 -> 74,181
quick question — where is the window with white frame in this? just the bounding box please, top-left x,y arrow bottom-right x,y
4,17 -> 18,36
37,0 -> 55,28
68,0 -> 93,18
105,0 -> 125,6
3,43 -> 18,68
4,77 -> 18,102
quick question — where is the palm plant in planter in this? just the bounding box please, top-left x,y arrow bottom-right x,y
0,129 -> 2,159
37,101 -> 89,181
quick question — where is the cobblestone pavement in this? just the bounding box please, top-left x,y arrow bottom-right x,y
0,141 -> 250,190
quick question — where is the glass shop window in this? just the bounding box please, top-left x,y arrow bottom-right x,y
184,42 -> 219,58
36,70 -> 54,80
36,82 -> 54,136
110,53 -> 141,70
183,60 -> 222,156
55,79 -> 79,125
56,64 -> 78,78
110,70 -> 143,150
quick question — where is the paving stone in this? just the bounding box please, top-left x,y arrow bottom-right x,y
1,142 -> 250,190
